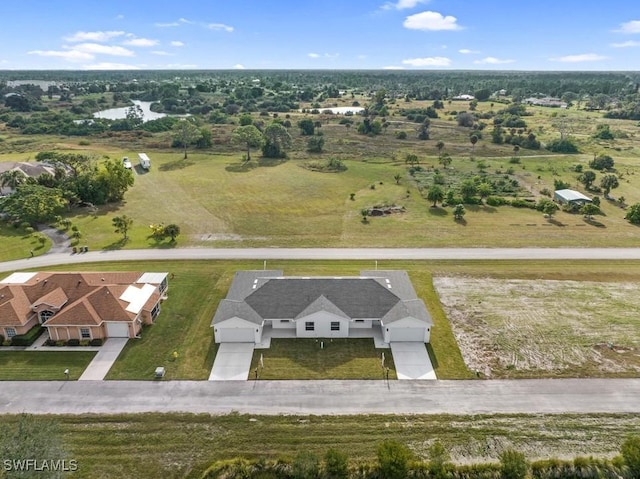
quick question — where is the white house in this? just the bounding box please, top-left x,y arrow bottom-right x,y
211,270 -> 433,344
554,189 -> 592,205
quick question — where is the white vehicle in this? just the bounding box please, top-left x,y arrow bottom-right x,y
138,153 -> 151,170
122,157 -> 132,169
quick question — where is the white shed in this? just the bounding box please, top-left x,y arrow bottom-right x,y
138,153 -> 151,170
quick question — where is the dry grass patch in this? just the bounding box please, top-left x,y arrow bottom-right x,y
434,277 -> 640,378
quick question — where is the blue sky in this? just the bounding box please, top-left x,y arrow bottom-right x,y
2,0 -> 640,70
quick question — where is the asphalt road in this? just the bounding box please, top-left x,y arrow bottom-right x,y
1,379 -> 639,415
2,247 -> 640,273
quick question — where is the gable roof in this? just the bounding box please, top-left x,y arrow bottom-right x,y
554,189 -> 591,202
212,270 -> 431,326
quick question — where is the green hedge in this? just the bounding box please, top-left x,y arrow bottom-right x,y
10,325 -> 44,346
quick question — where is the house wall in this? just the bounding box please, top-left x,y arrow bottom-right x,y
295,312 -> 349,338
272,319 -> 296,329
5,315 -> 39,337
49,325 -> 105,341
351,319 -> 373,329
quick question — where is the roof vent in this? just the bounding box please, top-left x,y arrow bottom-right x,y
101,278 -> 105,281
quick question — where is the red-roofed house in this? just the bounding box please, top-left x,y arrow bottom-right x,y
0,272 -> 168,341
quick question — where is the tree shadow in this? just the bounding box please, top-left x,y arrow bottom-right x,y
583,218 -> 606,228
467,204 -> 497,213
547,218 -> 567,227
454,218 -> 467,226
259,157 -> 288,168
159,159 -> 195,171
225,161 -> 258,173
428,206 -> 448,216
103,238 -> 128,250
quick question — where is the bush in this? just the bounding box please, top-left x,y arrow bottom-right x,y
622,435 -> 640,479
377,440 -> 412,479
10,325 -> 44,346
510,199 -> 536,209
589,154 -> 615,171
90,338 -> 104,346
66,338 -> 80,346
547,138 -> 579,153
395,131 -> 407,139
0,334 -> 4,344
292,451 -> 319,479
486,196 -> 509,206
500,449 -> 528,479
625,203 -> 640,225
324,448 -> 348,478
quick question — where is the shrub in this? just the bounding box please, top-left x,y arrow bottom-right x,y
625,203 -> 640,225
90,338 -> 104,346
66,338 -> 80,346
0,334 -> 4,344
500,449 -> 528,479
547,138 -> 579,153
10,325 -> 44,346
377,440 -> 412,479
486,196 -> 509,206
622,436 -> 640,479
44,339 -> 57,346
324,448 -> 348,478
510,199 -> 536,209
292,451 -> 319,479
589,154 -> 615,171
395,131 -> 407,139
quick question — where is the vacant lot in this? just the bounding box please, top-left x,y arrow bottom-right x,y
434,277 -> 640,378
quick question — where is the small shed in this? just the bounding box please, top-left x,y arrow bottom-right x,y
554,189 -> 591,205
138,153 -> 151,170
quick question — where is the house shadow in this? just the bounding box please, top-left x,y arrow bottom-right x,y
426,344 -> 439,371
159,159 -> 195,171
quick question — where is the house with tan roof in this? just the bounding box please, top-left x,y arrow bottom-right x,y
211,270 -> 432,344
0,272 -> 168,341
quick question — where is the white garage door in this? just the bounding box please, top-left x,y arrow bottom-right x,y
389,327 -> 425,342
106,322 -> 130,338
217,328 -> 255,343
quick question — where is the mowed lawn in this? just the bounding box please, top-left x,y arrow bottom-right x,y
250,338 -> 396,380
434,276 -> 640,378
0,351 -> 96,380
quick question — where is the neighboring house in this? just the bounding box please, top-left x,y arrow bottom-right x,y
0,272 -> 168,341
212,270 -> 433,344
554,189 -> 592,206
452,94 -> 475,101
0,161 -> 58,195
523,97 -> 568,108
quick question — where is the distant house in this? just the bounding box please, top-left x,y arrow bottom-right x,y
211,270 -> 433,344
452,94 -> 475,101
0,272 -> 168,341
0,162 -> 58,195
523,97 -> 567,108
554,189 -> 592,205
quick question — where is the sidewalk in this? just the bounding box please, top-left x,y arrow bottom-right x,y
78,338 -> 129,380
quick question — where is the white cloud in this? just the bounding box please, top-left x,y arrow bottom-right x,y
308,53 -> 320,58
474,57 -> 515,65
402,56 -> 452,67
64,31 -> 125,43
616,20 -> 640,33
170,41 -> 185,47
28,49 -> 94,62
152,51 -> 174,56
72,43 -> 135,57
550,53 -> 607,63
611,40 -> 640,48
115,14 -> 124,20
381,0 -> 430,10
208,23 -> 234,32
383,65 -> 405,70
234,64 -> 245,69
123,38 -> 159,47
459,48 -> 480,54
155,18 -> 193,28
403,11 -> 462,31
83,62 -> 140,70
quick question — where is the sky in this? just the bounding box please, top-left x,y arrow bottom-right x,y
2,0 -> 640,71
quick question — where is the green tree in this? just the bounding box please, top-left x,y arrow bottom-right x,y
580,203 -> 600,220
589,154 -> 615,171
436,140 -> 445,157
600,174 -> 619,198
478,182 -> 493,201
453,204 -> 466,220
0,184 -> 67,225
579,170 -> 597,189
500,449 -> 528,479
99,158 -> 134,202
231,125 -> 264,162
625,203 -> 640,225
470,134 -> 479,154
262,122 -> 292,158
429,441 -> 451,479
622,435 -> 640,479
538,198 -> 559,218
427,185 -> 445,207
0,169 -> 27,191
163,224 -> 181,241
393,174 -> 401,185
112,215 -> 133,240
298,118 -> 315,136
306,136 -> 325,153
323,448 -> 348,479
439,153 -> 452,169
238,113 -> 253,126
35,151 -> 92,177
172,119 -> 203,159
460,179 -> 478,202
0,414 -> 68,479
405,154 -> 419,167
376,440 -> 412,479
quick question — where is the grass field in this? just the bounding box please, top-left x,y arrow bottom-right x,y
0,351 -> 96,380
249,338 -> 397,380
434,277 -> 640,378
0,412 -> 637,478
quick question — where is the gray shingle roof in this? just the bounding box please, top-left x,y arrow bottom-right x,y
226,270 -> 283,300
212,299 -> 263,325
295,295 -> 349,320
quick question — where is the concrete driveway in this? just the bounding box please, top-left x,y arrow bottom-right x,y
209,343 -> 255,381
390,342 -> 436,380
78,338 -> 128,381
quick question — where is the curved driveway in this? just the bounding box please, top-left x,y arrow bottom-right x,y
3,247 -> 640,273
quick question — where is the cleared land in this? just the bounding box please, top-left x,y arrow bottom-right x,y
434,276 -> 640,378
0,412 -> 638,478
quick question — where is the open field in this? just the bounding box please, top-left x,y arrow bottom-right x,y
249,338 -> 397,380
434,276 -> 640,378
0,351 -> 96,380
0,412 -> 638,478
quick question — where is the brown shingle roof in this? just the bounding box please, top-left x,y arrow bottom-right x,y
31,287 -> 68,309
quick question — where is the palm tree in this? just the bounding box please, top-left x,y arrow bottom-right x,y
0,169 -> 26,192
393,174 -> 401,185
470,135 -> 479,155
436,141 -> 445,158
438,153 -> 452,169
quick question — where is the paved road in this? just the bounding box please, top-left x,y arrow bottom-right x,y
1,379 -> 639,415
3,247 -> 640,273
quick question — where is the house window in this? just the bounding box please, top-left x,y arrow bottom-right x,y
331,322 -> 340,331
39,310 -> 54,324
151,303 -> 161,321
5,328 -> 16,338
305,322 -> 315,331
355,320 -> 365,323
80,328 -> 91,339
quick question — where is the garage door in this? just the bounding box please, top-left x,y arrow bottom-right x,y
217,328 -> 255,343
106,322 -> 130,338
389,327 -> 425,342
